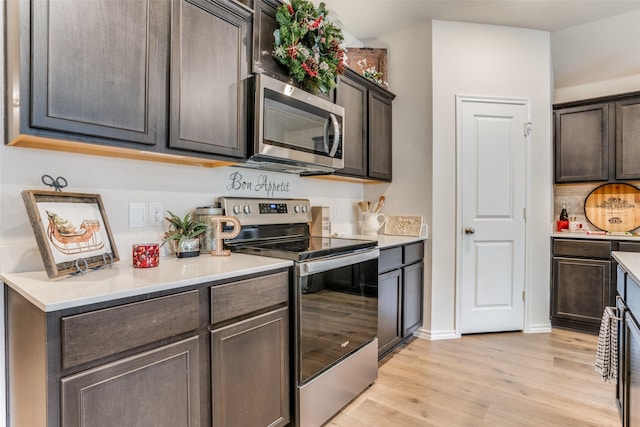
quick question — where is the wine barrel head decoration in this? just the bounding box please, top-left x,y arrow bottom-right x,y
584,183 -> 640,232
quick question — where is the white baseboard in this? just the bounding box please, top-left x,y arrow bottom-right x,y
413,328 -> 459,341
525,323 -> 552,334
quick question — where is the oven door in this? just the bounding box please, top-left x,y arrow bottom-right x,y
295,248 -> 379,384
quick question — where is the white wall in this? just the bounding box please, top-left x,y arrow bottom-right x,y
430,20 -> 553,336
361,22 -> 433,331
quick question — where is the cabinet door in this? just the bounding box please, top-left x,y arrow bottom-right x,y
625,311 -> 640,427
252,0 -> 289,81
30,0 -> 168,145
169,0 -> 250,157
211,307 -> 290,427
368,90 -> 393,181
554,103 -> 611,182
551,256 -> 612,332
616,97 -> 640,180
335,72 -> 368,177
61,337 -> 200,427
378,269 -> 402,358
403,261 -> 424,338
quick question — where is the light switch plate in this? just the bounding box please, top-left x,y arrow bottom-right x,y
129,202 -> 147,228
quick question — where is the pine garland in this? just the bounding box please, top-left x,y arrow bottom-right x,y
273,0 -> 345,94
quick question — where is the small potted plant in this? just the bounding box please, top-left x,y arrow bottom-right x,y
161,210 -> 208,258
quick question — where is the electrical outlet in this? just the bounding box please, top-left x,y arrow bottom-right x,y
129,202 -> 147,228
148,202 -> 164,227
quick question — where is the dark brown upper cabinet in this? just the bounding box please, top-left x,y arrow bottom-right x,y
251,0 -> 289,82
335,68 -> 395,182
554,92 -> 640,183
616,97 -> 640,180
7,0 -> 251,163
28,0 -> 169,146
169,0 -> 251,158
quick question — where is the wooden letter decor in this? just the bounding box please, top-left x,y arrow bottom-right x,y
210,216 -> 241,256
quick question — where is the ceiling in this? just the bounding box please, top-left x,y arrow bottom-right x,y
321,0 -> 640,40
320,0 -> 640,93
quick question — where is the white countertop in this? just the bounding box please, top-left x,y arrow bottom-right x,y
551,232 -> 640,241
2,234 -> 425,313
1,253 -> 292,312
342,234 -> 426,248
613,251 -> 640,286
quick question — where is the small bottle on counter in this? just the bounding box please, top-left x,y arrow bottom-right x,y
560,203 -> 569,221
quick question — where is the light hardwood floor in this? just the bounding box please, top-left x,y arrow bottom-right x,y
328,329 -> 619,427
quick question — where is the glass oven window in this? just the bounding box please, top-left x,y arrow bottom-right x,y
298,257 -> 378,383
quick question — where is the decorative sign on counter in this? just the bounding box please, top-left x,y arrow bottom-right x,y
585,183 -> 640,232
384,215 -> 423,237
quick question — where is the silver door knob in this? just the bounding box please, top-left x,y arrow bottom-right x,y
464,227 -> 476,234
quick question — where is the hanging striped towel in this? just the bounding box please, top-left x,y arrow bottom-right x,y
595,306 -> 618,383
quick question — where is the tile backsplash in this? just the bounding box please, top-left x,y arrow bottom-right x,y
554,182 -> 640,231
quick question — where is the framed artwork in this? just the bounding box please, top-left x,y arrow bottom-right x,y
21,190 -> 119,278
346,47 -> 388,87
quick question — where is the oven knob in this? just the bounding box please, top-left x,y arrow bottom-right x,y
301,205 -> 308,213
232,205 -> 242,215
243,205 -> 252,214
294,205 -> 300,213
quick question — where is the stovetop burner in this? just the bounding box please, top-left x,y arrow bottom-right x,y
228,236 -> 377,261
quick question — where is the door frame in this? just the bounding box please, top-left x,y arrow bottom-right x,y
454,94 -> 531,337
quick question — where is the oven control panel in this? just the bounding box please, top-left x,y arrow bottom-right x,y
218,197 -> 311,225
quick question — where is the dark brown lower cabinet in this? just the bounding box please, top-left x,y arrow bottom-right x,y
625,310 -> 640,426
552,257 -> 611,332
551,238 -> 614,333
377,241 -> 425,358
5,268 -> 290,427
377,269 -> 402,357
211,308 -> 289,427
61,337 -> 201,427
403,261 -> 424,337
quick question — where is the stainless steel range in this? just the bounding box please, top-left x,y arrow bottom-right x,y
218,197 -> 379,427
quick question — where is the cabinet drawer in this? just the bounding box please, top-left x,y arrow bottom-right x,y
211,272 -> 288,325
379,247 -> 402,273
404,242 -> 424,265
61,290 -> 199,370
553,239 -> 611,258
618,242 -> 640,253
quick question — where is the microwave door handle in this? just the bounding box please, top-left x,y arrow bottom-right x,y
327,113 -> 340,157
323,117 -> 331,154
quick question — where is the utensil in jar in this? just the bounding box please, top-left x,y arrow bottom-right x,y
374,196 -> 386,213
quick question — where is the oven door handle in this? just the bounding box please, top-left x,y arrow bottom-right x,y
297,248 -> 379,277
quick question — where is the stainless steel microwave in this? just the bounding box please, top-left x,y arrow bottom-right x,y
246,73 -> 345,175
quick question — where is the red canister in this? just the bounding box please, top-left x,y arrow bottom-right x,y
133,243 -> 160,268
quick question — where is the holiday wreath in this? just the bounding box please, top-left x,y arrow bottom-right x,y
273,0 -> 346,94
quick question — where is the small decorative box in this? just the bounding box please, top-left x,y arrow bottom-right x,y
133,243 -> 160,268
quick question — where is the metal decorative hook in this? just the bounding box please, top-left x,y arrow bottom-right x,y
41,175 -> 68,192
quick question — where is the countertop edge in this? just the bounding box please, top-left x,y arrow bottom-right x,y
613,251 -> 640,286
2,254 -> 293,312
551,232 -> 640,241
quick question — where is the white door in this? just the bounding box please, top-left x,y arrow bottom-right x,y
457,96 -> 529,334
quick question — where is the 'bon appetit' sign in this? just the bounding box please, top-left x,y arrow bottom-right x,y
226,170 -> 291,197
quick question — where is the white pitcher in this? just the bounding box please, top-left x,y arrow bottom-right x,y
360,212 -> 386,235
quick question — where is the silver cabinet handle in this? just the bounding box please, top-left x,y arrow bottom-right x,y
464,227 -> 476,235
